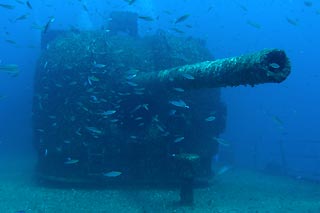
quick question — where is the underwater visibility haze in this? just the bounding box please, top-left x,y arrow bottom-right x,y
0,0 -> 320,212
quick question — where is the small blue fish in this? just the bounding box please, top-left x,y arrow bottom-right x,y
64,158 -> 79,164
86,126 -> 103,134
272,115 -> 284,126
93,61 -> 106,68
103,110 -> 116,115
127,81 -> 138,86
174,14 -> 190,24
142,104 -> 149,110
169,109 -> 176,116
103,171 -> 122,177
156,124 -> 165,132
205,116 -> 216,122
90,95 -> 98,102
87,77 -> 92,85
0,64 -> 19,74
26,1 -> 32,9
182,73 -> 195,80
0,3 -> 15,9
126,74 -> 137,80
43,16 -> 55,34
269,63 -> 280,69
217,166 -> 231,175
169,100 -> 189,109
134,91 -> 144,95
174,136 -> 185,143
173,87 -> 185,92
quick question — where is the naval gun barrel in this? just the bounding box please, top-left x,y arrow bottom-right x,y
135,49 -> 291,89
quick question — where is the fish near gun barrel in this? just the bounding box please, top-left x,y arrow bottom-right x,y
0,64 -> 20,76
134,49 -> 291,90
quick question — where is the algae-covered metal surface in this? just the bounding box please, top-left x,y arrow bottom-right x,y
32,29 -> 290,185
135,49 -> 291,89
33,31 -> 226,184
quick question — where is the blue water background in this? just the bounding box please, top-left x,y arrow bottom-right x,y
0,0 -> 319,179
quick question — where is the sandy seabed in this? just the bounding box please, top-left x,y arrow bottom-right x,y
1,161 -> 320,213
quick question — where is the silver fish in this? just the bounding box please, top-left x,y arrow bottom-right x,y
87,76 -> 92,85
217,166 -> 231,175
169,109 -> 176,116
169,100 -> 189,108
0,64 -> 19,76
103,171 -> 122,177
182,73 -> 195,80
93,62 -> 106,68
43,16 -> 55,34
127,81 -> 138,86
64,158 -> 79,164
173,87 -> 185,92
86,126 -> 103,135
174,14 -> 190,24
131,105 -> 142,113
156,124 -> 165,132
142,104 -> 149,110
269,63 -> 280,69
126,74 -> 137,80
134,91 -> 144,95
101,110 -> 116,116
90,95 -> 98,102
205,116 -> 216,122
213,137 -> 230,146
174,136 -> 185,143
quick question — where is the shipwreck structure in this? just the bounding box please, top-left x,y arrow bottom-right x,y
32,13 -> 290,189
